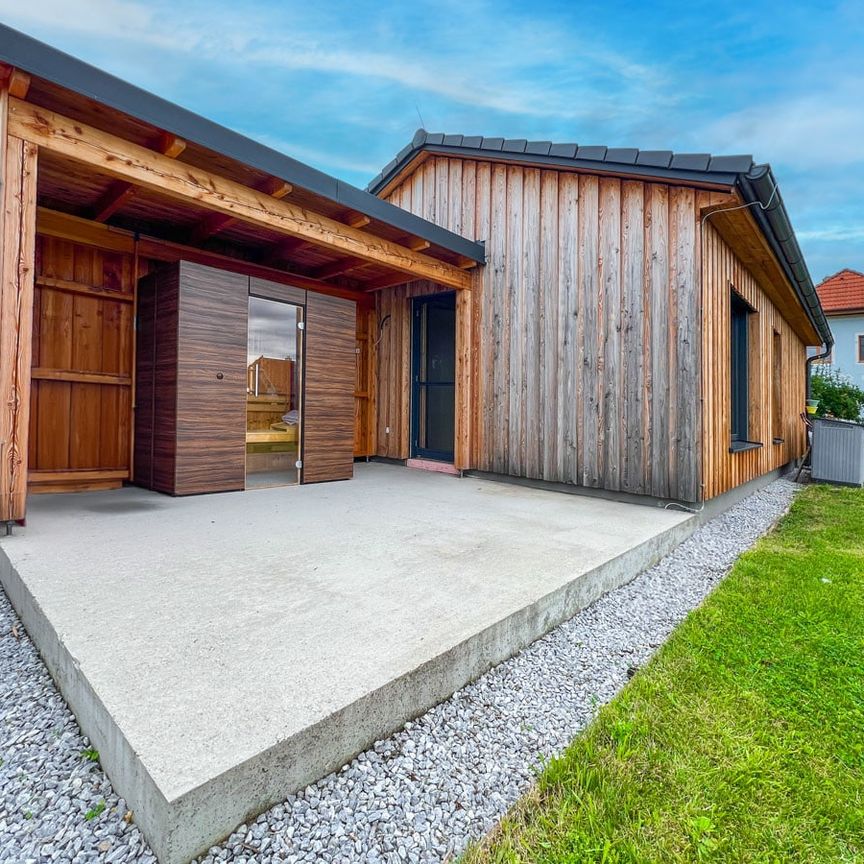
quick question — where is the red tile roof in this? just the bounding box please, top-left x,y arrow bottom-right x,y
816,269 -> 864,314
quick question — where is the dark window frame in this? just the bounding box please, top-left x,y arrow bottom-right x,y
858,333 -> 864,364
730,289 -> 752,443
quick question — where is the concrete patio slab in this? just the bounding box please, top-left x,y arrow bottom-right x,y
0,464 -> 692,863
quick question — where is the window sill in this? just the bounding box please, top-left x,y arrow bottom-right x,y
772,437 -> 785,445
729,440 -> 763,454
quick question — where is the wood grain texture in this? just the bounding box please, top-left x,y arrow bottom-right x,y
175,262 -> 248,493
378,156 -> 716,501
0,134 -> 38,521
304,292 -> 356,482
700,222 -> 808,499
10,98 -> 471,291
30,235 -> 135,487
134,261 -> 247,494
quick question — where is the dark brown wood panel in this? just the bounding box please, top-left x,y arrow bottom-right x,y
304,293 -> 356,483
175,262 -> 248,494
134,265 -> 178,492
134,261 -> 247,495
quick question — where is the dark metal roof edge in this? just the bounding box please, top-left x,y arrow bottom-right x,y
0,24 -> 485,264
366,138 -> 743,194
738,166 -> 832,348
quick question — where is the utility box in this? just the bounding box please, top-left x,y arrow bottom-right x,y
811,417 -> 864,487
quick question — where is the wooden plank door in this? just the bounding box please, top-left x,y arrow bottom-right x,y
29,236 -> 135,494
304,292 -> 356,483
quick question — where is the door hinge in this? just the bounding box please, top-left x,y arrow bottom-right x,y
295,459 -> 303,469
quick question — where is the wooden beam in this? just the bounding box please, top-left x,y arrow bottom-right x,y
36,275 -> 134,303
89,132 -> 187,222
346,213 -> 371,229
0,65 -> 30,99
189,176 -> 292,243
311,256 -> 367,280
31,368 -> 131,386
9,99 -> 471,290
36,208 -> 374,307
361,272 -> 412,292
0,134 -> 38,522
407,238 -> 431,252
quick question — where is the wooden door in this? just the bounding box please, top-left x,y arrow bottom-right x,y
304,293 -> 356,483
174,262 -> 248,494
29,236 -> 135,493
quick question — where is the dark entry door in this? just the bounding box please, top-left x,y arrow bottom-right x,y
411,293 -> 456,461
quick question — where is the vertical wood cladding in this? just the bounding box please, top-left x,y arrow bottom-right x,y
700,223 -> 807,499
29,234 -> 136,492
304,292 -> 356,483
380,157 -> 721,501
134,261 -> 247,494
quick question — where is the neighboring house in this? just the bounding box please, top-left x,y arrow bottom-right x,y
367,131 -> 831,502
0,25 -> 832,532
814,269 -> 864,387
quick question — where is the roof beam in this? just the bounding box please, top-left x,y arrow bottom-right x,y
188,176 -> 292,244
310,256 -> 367,280
89,132 -> 187,222
36,207 -> 372,306
0,63 -> 30,98
10,99 -> 471,290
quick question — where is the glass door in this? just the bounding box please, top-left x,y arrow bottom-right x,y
411,293 -> 456,461
245,296 -> 302,488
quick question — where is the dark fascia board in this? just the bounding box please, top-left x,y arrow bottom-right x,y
738,166 -> 833,348
0,24 -> 485,265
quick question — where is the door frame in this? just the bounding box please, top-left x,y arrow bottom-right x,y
411,292 -> 456,462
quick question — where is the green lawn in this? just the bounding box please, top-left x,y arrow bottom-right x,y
464,485 -> 864,864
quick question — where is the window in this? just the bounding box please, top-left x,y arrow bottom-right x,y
772,330 -> 783,443
730,291 -> 750,443
858,334 -> 864,364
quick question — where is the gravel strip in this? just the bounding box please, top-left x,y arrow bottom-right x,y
0,478 -> 799,864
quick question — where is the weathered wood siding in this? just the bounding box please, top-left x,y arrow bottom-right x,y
379,156 -> 718,500
701,223 -> 807,499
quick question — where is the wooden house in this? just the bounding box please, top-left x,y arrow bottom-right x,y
0,26 -> 832,530
366,131 -> 832,502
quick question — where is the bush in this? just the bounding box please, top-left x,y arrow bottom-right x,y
810,367 -> 864,420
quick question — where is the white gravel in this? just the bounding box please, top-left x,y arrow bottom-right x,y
0,478 -> 799,864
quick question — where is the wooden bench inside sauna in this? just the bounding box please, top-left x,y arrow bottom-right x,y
246,355 -> 298,478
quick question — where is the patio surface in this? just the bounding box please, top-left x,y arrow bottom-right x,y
0,463 -> 692,863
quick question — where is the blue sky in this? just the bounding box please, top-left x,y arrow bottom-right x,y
2,0 -> 862,281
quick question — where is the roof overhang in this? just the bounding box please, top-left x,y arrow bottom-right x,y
0,24 -> 485,270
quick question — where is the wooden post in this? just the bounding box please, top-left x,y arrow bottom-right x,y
454,281 -> 473,470
0,119 -> 38,523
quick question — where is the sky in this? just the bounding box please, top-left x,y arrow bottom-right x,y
2,0 -> 862,282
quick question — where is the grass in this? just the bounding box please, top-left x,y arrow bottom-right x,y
464,485 -> 864,864
84,800 -> 106,822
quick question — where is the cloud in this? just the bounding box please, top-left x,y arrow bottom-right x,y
698,80 -> 864,167
0,0 -> 671,122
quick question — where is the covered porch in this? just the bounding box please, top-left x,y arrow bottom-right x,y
0,462 -> 693,863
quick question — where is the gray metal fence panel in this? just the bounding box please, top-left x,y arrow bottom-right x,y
812,417 -> 864,486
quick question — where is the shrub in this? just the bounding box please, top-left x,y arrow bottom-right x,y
810,367 -> 864,420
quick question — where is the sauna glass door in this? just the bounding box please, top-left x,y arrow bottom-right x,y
246,296 -> 302,488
